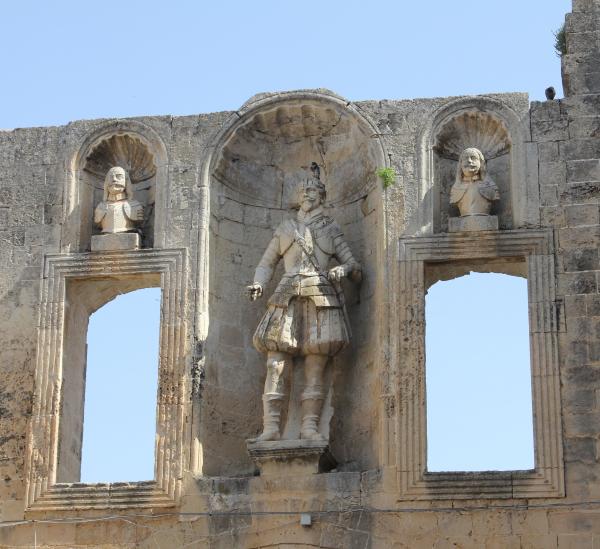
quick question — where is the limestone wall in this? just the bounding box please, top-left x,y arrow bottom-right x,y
0,0 -> 599,546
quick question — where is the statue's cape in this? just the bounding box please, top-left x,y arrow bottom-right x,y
478,178 -> 500,201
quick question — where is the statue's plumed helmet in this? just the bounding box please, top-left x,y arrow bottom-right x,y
300,162 -> 326,201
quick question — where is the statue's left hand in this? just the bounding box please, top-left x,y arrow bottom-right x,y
327,266 -> 346,282
132,204 -> 144,221
247,283 -> 263,301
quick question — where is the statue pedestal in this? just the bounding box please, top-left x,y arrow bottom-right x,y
246,439 -> 334,476
449,215 -> 498,233
91,232 -> 140,252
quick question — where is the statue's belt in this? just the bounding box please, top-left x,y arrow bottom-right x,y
268,274 -> 340,308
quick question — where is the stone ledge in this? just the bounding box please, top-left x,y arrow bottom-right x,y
91,232 -> 140,251
247,439 -> 333,476
448,215 -> 498,233
247,439 -> 328,459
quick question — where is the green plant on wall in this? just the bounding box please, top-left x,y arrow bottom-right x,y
554,23 -> 566,57
376,167 -> 396,188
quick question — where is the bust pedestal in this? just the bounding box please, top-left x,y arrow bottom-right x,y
449,215 -> 498,233
246,439 -> 334,476
91,232 -> 140,252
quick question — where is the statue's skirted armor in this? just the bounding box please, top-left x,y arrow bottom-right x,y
252,209 -> 358,357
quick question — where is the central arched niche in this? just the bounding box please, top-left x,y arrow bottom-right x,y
201,91 -> 386,475
213,99 -> 379,208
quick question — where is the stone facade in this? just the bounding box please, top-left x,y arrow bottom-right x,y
0,1 -> 599,546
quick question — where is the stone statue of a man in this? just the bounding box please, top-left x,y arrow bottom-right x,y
450,147 -> 499,216
94,166 -> 144,234
247,164 -> 360,442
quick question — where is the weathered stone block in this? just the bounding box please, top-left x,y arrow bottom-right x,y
540,161 -> 566,187
549,511 -> 600,534
562,248 -> 599,271
541,206 -> 566,227
564,437 -> 597,462
471,511 -> 512,537
566,31 -> 600,55
562,386 -> 596,410
561,138 -> 600,161
567,159 -> 600,182
565,294 -> 587,318
561,95 -> 600,118
562,338 -> 590,368
448,215 -> 498,232
564,365 -> 600,387
558,533 -> 594,549
90,232 -> 140,251
559,226 -> 600,248
520,534 -> 559,549
561,181 -> 600,203
539,142 -> 561,162
587,294 -> 600,316
541,185 -> 559,206
572,0 -> 600,14
563,412 -> 600,436
568,117 -> 600,139
563,59 -> 600,96
567,12 -> 600,33
590,341 -> 600,362
558,272 -> 597,294
532,118 -> 569,142
565,204 -> 600,226
531,100 -> 562,121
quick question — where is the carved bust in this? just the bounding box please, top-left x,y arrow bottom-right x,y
94,167 -> 144,234
450,148 -> 499,217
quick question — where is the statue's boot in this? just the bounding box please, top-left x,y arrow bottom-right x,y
250,392 -> 283,442
300,392 -> 325,441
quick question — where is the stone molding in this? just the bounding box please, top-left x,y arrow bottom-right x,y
395,230 -> 565,499
247,439 -> 329,460
25,248 -> 188,512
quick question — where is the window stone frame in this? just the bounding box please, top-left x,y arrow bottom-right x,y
396,229 -> 564,499
25,248 -> 188,512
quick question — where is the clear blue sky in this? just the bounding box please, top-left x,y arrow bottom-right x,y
1,1 -> 573,481
2,0 -> 571,129
426,273 -> 533,472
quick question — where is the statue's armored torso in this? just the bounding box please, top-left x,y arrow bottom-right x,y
450,178 -> 499,217
96,200 -> 140,233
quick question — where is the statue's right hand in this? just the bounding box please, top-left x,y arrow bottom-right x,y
247,283 -> 263,302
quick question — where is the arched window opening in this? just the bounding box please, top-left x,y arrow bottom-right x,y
425,272 -> 534,472
80,287 -> 161,482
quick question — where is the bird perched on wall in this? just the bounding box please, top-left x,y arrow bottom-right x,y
545,86 -> 556,100
310,161 -> 321,180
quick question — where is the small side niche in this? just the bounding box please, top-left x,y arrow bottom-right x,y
433,111 -> 512,233
79,133 -> 157,250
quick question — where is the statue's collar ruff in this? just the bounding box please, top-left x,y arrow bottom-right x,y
297,206 -> 324,225
107,192 -> 128,202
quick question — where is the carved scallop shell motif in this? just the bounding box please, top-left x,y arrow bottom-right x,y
434,111 -> 511,161
214,101 -> 377,208
232,103 -> 350,141
84,134 -> 156,183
